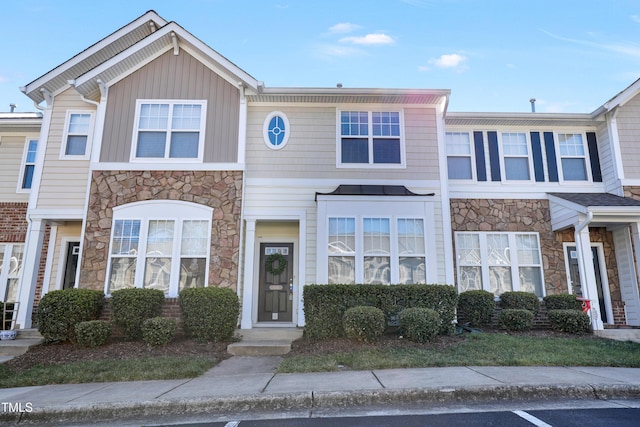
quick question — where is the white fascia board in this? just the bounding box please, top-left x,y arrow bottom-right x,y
22,11 -> 168,98
588,206 -> 640,215
315,195 -> 435,203
74,23 -> 258,93
599,77 -> 640,113
260,87 -> 450,96
91,162 -> 245,171
547,194 -> 590,213
27,209 -> 85,220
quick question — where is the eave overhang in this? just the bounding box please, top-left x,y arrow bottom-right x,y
548,193 -> 640,231
445,112 -> 599,127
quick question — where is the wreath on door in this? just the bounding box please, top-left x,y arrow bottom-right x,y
265,253 -> 287,275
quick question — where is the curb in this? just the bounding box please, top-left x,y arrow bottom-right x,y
4,384 -> 640,425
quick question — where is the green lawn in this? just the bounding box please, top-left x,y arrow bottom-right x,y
278,333 -> 640,373
0,355 -> 216,388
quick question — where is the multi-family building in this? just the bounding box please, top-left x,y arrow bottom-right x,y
4,10 -> 640,332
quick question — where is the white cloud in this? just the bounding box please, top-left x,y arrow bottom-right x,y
542,29 -> 640,59
428,53 -> 467,70
328,22 -> 362,34
340,33 -> 395,46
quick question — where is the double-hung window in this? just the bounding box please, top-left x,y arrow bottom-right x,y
445,132 -> 473,179
0,243 -> 24,302
107,202 -> 211,296
327,217 -> 426,284
455,232 -> 544,297
501,132 -> 530,180
557,133 -> 588,181
61,111 -> 93,158
18,139 -> 38,191
133,100 -> 206,161
339,111 -> 403,166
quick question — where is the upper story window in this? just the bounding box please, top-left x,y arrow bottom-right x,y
132,100 -> 206,161
18,139 -> 38,191
501,132 -> 530,180
263,111 -> 290,150
445,132 -> 473,179
338,110 -> 404,167
557,133 -> 588,181
61,111 -> 93,159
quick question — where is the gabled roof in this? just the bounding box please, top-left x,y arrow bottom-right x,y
21,10 -> 167,104
592,76 -> 640,117
548,192 -> 640,208
21,10 -> 259,104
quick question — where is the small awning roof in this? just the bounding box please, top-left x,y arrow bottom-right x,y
315,185 -> 434,201
548,193 -> 640,231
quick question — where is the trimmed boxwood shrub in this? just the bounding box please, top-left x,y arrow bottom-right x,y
499,309 -> 534,331
343,306 -> 386,343
75,320 -> 111,347
457,290 -> 495,326
179,287 -> 239,342
499,291 -> 540,315
399,307 -> 440,343
303,284 -> 458,340
548,309 -> 590,334
36,289 -> 104,342
544,294 -> 582,311
110,288 -> 165,340
142,317 -> 178,346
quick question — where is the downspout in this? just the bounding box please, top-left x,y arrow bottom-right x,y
574,211 -> 595,324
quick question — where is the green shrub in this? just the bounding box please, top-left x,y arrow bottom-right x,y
36,289 -> 104,342
544,294 -> 582,311
110,288 -> 165,340
548,309 -> 590,334
399,307 -> 440,343
343,306 -> 386,343
499,291 -> 540,315
303,284 -> 458,339
499,309 -> 534,331
457,290 -> 495,326
179,287 -> 239,342
142,317 -> 178,346
75,320 -> 112,347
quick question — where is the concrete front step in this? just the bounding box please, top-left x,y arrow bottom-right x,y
0,338 -> 43,357
227,327 -> 303,356
594,329 -> 640,343
16,328 -> 43,339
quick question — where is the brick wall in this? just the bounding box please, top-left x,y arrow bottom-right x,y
0,202 -> 28,242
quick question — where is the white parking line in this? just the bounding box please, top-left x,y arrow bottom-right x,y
513,410 -> 553,426
224,422 -> 240,427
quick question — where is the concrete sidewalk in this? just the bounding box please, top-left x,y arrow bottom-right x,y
1,356 -> 640,425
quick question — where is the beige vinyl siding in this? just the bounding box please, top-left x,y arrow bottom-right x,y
101,50 -> 240,163
0,134 -> 37,202
244,181 -> 448,284
36,88 -> 93,210
46,222 -> 82,293
616,94 -> 640,180
595,121 -> 617,192
246,105 -> 440,180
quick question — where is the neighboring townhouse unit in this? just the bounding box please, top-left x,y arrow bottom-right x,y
8,10 -> 640,332
0,111 -> 42,324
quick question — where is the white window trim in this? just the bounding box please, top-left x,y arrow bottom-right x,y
60,110 -> 95,160
499,132 -> 534,182
336,108 -> 406,169
263,111 -> 290,150
445,131 -> 476,181
555,131 -> 592,183
130,99 -> 207,163
17,137 -> 38,193
455,231 -> 545,297
0,243 -> 25,302
105,200 -> 212,297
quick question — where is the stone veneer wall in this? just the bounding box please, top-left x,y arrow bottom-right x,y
450,199 -> 619,301
81,170 -> 243,291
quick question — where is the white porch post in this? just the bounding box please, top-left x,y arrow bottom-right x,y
574,225 -> 604,330
16,219 -> 46,329
240,219 -> 256,329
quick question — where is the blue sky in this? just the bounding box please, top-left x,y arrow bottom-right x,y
2,0 -> 640,113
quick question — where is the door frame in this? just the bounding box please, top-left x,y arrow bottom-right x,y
253,236 -> 298,327
563,242 -> 614,324
55,237 -> 81,291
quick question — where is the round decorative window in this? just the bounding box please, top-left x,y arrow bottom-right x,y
263,111 -> 290,150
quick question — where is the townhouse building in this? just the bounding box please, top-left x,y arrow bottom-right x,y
4,10 -> 640,332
